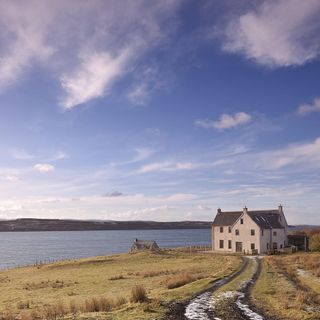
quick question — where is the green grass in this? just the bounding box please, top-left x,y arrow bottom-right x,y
0,250 -> 242,319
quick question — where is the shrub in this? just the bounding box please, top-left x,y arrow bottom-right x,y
165,273 -> 196,289
130,285 -> 148,303
109,275 -> 125,280
310,232 -> 320,251
17,300 -> 30,309
115,296 -> 127,307
69,300 -> 77,314
98,297 -> 112,311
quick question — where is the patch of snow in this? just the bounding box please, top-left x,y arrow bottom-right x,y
297,268 -> 307,276
236,298 -> 264,320
185,292 -> 213,320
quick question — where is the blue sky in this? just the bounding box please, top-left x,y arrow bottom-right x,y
0,0 -> 320,224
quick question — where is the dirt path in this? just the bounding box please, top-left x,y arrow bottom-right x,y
164,257 -> 271,320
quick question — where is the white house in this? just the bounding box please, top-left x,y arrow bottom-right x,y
212,205 -> 288,254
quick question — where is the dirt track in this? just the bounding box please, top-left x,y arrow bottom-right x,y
164,257 -> 273,320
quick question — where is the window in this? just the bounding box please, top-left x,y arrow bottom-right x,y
228,240 -> 232,249
251,243 -> 255,250
219,240 -> 224,249
220,226 -> 223,233
273,242 -> 278,250
240,218 -> 244,224
228,226 -> 232,233
235,229 -> 239,236
280,244 -> 283,249
251,229 -> 255,236
273,231 -> 277,236
261,229 -> 264,236
267,243 -> 269,250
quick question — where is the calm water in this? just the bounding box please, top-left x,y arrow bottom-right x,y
0,229 -> 211,269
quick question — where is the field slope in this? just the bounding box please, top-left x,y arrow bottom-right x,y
0,250 -> 241,320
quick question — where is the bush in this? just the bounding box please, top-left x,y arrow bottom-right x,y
130,285 -> 148,303
115,296 -> 127,307
165,273 -> 196,289
310,232 -> 320,251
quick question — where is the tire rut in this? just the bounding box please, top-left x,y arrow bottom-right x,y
164,257 -> 271,320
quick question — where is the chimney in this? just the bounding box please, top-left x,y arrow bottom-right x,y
278,204 -> 283,213
217,208 -> 222,214
243,206 -> 248,214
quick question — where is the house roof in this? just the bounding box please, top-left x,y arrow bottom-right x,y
248,211 -> 284,229
213,209 -> 284,229
212,211 -> 242,226
132,239 -> 159,249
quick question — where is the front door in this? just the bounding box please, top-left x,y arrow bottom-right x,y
236,242 -> 243,253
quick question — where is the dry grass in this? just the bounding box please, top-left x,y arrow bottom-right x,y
165,273 -> 199,289
130,285 -> 148,303
109,275 -> 125,280
0,250 -> 241,320
253,254 -> 320,320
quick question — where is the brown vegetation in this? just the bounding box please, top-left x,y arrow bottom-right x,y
165,272 -> 201,289
130,285 -> 148,303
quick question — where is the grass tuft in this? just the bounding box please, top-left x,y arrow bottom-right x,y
131,285 -> 148,303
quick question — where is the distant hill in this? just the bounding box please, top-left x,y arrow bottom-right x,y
288,225 -> 320,232
0,218 -> 212,232
0,219 -> 317,232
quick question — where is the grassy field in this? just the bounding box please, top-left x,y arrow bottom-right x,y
0,250 -> 242,320
252,253 -> 320,320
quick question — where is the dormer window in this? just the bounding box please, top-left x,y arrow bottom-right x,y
220,226 -> 223,233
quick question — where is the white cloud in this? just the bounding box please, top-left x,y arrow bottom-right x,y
133,148 -> 154,162
0,1 -> 54,90
139,161 -> 198,173
0,1 -> 180,107
258,137 -> 320,170
297,97 -> 320,116
196,112 -> 252,130
127,84 -> 149,106
105,205 -> 172,220
11,149 -> 34,160
220,0 -> 320,67
197,204 -> 212,211
34,163 -> 55,173
2,175 -> 19,182
53,151 -> 68,160
60,50 -> 131,109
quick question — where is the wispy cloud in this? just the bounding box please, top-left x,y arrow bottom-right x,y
133,148 -> 154,162
219,0 -> 320,67
138,161 -> 198,173
257,137 -> 320,170
0,1 -> 54,90
0,1 -> 181,108
33,163 -> 55,173
105,205 -> 173,220
297,97 -> 320,116
195,112 -> 252,130
60,50 -> 131,109
10,149 -> 34,160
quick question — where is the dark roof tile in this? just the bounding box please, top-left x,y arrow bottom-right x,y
212,211 -> 242,226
